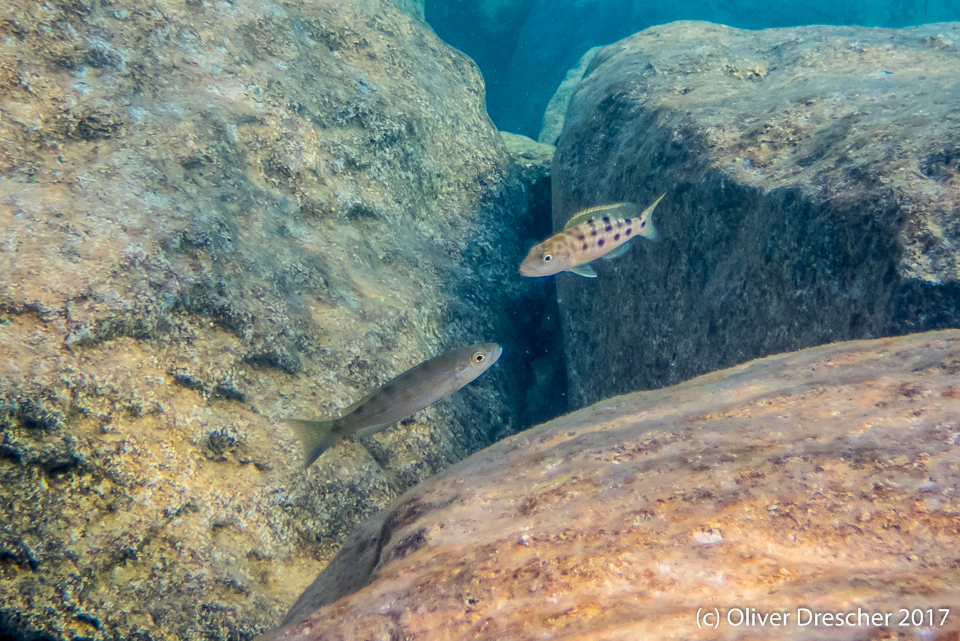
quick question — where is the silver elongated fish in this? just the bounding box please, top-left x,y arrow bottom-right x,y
286,343 -> 503,467
519,194 -> 664,278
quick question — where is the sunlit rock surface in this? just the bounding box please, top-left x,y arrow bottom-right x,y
261,330 -> 960,641
0,0 -> 550,638
554,21 -> 960,408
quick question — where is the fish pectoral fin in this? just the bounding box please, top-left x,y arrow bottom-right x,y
563,202 -> 638,230
284,418 -> 342,467
569,263 -> 598,278
601,242 -> 632,261
352,420 -> 394,440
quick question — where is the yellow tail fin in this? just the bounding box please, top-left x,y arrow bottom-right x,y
284,418 -> 341,467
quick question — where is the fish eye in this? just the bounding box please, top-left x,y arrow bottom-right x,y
543,254 -> 552,262
473,352 -> 485,363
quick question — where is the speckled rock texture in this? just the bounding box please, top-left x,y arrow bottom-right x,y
553,21 -> 960,409
259,329 -> 960,641
0,0 -> 551,638
499,131 -> 553,187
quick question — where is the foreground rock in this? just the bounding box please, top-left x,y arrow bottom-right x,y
261,330 -> 960,641
553,21 -> 960,408
0,0 -> 550,638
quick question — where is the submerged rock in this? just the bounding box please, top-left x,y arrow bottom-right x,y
0,0 -> 549,638
500,131 -> 554,185
260,330 -> 960,641
553,21 -> 960,408
430,0 -> 957,139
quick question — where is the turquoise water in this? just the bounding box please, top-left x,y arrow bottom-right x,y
428,0 -> 960,137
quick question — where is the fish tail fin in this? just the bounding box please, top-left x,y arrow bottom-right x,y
636,193 -> 664,242
284,418 -> 341,467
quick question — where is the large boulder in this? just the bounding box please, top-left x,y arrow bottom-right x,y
428,0 -> 958,139
0,0 -> 550,638
260,330 -> 960,641
553,21 -> 960,408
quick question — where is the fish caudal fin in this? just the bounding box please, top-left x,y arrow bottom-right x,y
284,418 -> 341,467
636,193 -> 665,242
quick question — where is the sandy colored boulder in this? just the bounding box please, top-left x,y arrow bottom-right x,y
262,330 -> 960,641
0,0 -> 551,638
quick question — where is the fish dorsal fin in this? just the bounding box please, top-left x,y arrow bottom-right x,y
341,389 -> 377,417
601,243 -> 632,261
563,202 -> 638,230
569,263 -> 598,278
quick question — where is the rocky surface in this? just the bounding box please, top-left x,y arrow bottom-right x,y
0,0 -> 552,639
428,0 -> 957,139
391,0 -> 425,21
499,131 -> 553,187
259,329 -> 960,641
553,21 -> 960,408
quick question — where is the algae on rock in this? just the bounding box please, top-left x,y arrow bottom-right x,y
0,0 -> 552,639
552,21 -> 960,408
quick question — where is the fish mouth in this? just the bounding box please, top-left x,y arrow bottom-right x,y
518,263 -> 539,277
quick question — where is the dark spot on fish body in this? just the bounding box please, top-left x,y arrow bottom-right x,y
626,228 -> 632,235
605,225 -> 612,232
614,233 -> 620,241
582,243 -> 588,250
577,234 -> 586,241
590,230 -> 597,236
641,221 -> 646,227
587,219 -> 594,225
598,238 -> 605,247
602,216 -> 610,223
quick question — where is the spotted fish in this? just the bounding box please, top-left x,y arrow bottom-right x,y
285,343 -> 503,467
519,194 -> 664,278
